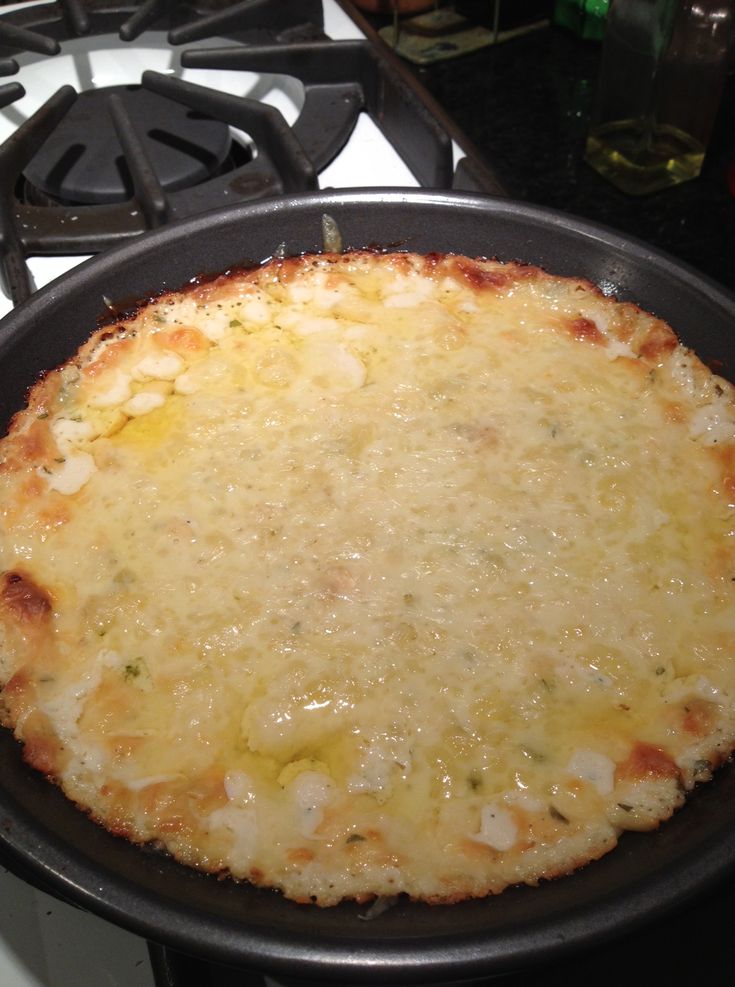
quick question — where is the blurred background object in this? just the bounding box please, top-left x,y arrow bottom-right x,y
370,0 -> 555,64
585,0 -> 734,194
353,0 -> 734,289
352,0 -> 435,12
554,0 -> 609,40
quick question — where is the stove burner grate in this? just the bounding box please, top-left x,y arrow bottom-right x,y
24,84 -> 235,205
0,0 -> 503,307
0,1 -> 506,308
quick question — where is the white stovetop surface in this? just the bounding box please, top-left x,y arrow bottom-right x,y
0,3 -> 431,985
1,867 -> 155,987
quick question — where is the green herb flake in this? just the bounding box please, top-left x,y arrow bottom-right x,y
346,833 -> 366,844
229,319 -> 242,328
123,659 -> 143,681
520,746 -> 546,762
36,411 -> 49,420
549,805 -> 569,823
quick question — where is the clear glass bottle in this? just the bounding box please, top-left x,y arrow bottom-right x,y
585,0 -> 734,195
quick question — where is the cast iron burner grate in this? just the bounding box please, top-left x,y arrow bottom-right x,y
0,0 -> 504,308
22,84 -> 238,204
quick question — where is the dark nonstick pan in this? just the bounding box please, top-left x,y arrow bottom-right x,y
1,189 -> 734,984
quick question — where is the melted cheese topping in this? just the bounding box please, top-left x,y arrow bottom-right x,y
1,252 -> 734,905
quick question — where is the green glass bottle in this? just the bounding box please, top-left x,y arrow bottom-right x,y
553,0 -> 609,40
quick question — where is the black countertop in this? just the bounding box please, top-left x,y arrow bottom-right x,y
363,9 -> 735,294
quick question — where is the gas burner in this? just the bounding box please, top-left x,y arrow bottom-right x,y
0,1 -> 505,309
0,1 -> 343,304
23,84 -> 235,204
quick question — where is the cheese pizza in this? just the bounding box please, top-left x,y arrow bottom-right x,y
0,251 -> 734,905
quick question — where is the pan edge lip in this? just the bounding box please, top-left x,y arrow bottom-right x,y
2,802 -> 735,980
1,187 -> 733,336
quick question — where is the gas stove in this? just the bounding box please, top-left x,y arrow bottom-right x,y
0,0 -> 502,317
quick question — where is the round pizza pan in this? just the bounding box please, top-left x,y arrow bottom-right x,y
0,189 -> 734,983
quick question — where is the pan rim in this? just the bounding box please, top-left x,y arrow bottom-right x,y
3,776 -> 734,981
1,187 -> 734,340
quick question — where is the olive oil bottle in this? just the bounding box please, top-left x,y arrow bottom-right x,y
585,0 -> 733,196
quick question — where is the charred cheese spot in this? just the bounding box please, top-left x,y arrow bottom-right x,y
450,257 -> 512,292
567,316 -> 605,345
682,699 -> 718,737
616,742 -> 681,782
151,326 -> 210,358
637,322 -> 679,363
84,338 -> 133,377
1,571 -> 52,623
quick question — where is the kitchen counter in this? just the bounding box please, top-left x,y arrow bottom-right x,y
360,8 -> 735,294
